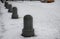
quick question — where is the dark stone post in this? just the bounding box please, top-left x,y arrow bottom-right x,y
4,2 -> 8,9
6,4 -> 12,9
11,7 -> 18,19
1,0 -> 3,3
8,4 -> 12,12
21,15 -> 35,37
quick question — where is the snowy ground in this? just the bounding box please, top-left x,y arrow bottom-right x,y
0,0 -> 60,39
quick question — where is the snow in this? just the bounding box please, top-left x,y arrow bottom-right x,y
0,0 -> 60,39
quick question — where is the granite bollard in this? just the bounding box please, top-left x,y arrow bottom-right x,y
4,2 -> 8,9
11,7 -> 18,19
1,0 -> 3,3
8,4 -> 12,12
21,15 -> 35,37
7,4 -> 11,9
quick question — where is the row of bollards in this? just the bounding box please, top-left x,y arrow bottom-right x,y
4,1 -> 19,19
1,0 -> 54,3
1,0 -> 54,37
4,1 -> 35,37
4,2 -> 12,12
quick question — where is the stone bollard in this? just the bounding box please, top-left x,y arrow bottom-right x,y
1,0 -> 3,3
8,4 -> 12,13
21,15 -> 35,37
11,7 -> 18,19
4,2 -> 8,9
6,4 -> 12,9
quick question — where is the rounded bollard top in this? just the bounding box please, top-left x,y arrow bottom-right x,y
9,4 -> 12,7
5,2 -> 8,5
12,7 -> 17,12
24,15 -> 33,20
5,1 -> 8,4
12,7 -> 17,13
13,7 -> 17,10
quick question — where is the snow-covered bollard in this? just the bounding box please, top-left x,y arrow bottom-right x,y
0,0 -> 3,3
4,2 -> 8,9
21,15 -> 35,37
7,4 -> 12,9
11,7 -> 19,19
8,4 -> 12,13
